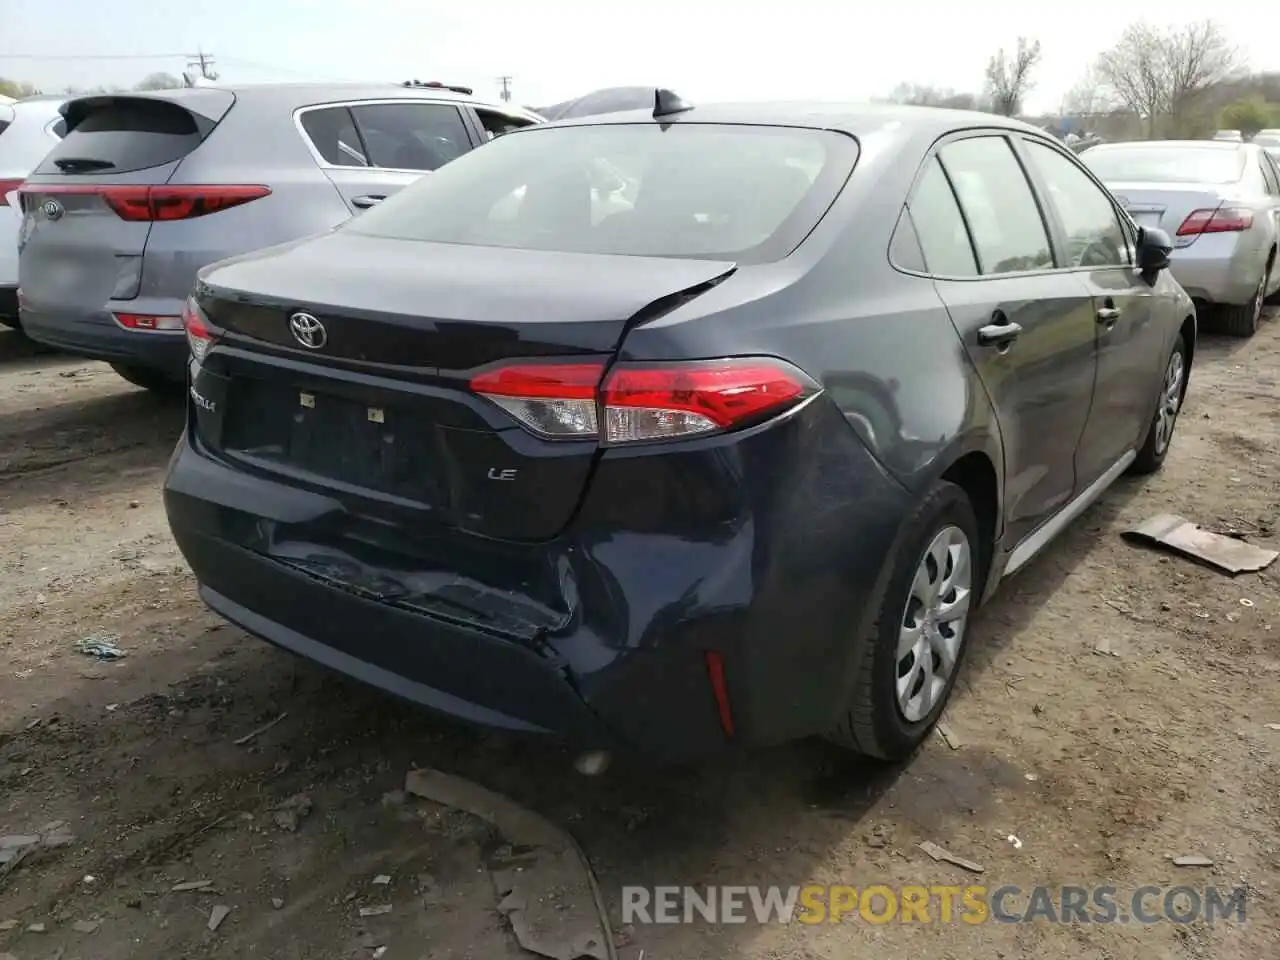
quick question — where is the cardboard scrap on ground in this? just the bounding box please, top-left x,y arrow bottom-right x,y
405,767 -> 615,960
1123,514 -> 1278,575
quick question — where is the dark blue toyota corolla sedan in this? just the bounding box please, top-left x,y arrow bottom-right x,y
163,93 -> 1195,763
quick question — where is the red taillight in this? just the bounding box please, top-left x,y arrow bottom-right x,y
0,178 -> 23,207
602,359 -> 815,443
468,363 -> 603,439
1176,206 -> 1254,237
17,184 -> 270,221
468,357 -> 818,444
182,297 -> 216,361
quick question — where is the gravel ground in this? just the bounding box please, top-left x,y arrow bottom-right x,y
1,318 -> 1278,960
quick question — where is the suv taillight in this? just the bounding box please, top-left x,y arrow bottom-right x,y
0,179 -> 23,207
469,357 -> 819,444
17,184 -> 270,221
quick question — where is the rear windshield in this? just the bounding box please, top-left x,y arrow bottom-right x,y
36,98 -> 206,176
345,122 -> 858,263
1081,145 -> 1246,184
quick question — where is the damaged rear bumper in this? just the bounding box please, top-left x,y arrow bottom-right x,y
164,394 -> 912,762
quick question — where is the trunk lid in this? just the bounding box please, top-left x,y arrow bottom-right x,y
194,230 -> 735,541
1104,181 -> 1236,245
18,91 -> 234,313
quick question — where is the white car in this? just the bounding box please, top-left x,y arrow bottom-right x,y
0,96 -> 66,327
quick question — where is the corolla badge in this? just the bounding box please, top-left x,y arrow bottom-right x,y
40,198 -> 64,220
289,312 -> 327,349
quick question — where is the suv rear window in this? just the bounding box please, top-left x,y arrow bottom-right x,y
36,98 -> 207,175
345,123 -> 857,263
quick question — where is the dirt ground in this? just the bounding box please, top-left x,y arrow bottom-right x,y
1,318 -> 1278,960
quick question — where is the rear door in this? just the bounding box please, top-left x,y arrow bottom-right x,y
297,99 -> 478,214
916,133 -> 1099,551
1017,135 -> 1165,484
17,91 -> 234,315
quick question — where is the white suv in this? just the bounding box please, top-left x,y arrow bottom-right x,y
1,96 -> 65,327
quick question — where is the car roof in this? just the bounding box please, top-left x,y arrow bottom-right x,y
534,100 -> 1050,139
55,82 -> 541,124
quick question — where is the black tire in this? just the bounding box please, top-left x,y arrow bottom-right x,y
827,480 -> 984,761
110,363 -> 184,397
1214,265 -> 1267,337
1129,333 -> 1187,476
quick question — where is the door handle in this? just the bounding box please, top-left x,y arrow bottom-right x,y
352,194 -> 386,209
977,320 -> 1023,347
1096,306 -> 1121,325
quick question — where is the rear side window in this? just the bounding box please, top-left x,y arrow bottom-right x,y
905,158 -> 978,277
49,117 -> 66,139
299,102 -> 473,172
300,106 -> 368,167
36,99 -> 205,175
939,136 -> 1054,275
345,123 -> 858,264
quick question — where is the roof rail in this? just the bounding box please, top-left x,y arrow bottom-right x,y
402,79 -> 474,96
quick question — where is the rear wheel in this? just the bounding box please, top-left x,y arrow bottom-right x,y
828,480 -> 982,761
1214,265 -> 1268,337
1129,333 -> 1187,475
110,363 -> 184,397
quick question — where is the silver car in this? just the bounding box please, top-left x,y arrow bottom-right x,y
0,95 -> 66,327
16,82 -> 541,391
1080,140 -> 1280,337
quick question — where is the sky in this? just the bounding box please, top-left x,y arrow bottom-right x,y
3,0 -> 1280,115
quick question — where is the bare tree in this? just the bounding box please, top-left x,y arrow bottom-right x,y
1062,68 -> 1116,119
1096,20 -> 1243,137
1163,20 -> 1243,125
984,37 -> 1042,116
885,83 -> 981,111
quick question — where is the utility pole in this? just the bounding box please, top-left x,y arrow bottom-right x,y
183,49 -> 218,87
496,76 -> 513,103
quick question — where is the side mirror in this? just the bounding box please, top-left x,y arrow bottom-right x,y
1137,226 -> 1173,274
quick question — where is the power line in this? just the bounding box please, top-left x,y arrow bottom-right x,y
0,52 -> 188,60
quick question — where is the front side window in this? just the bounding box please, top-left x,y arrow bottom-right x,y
939,136 -> 1054,275
345,122 -> 859,264
1022,140 -> 1127,268
475,108 -> 537,140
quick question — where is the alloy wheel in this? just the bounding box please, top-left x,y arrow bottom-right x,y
896,525 -> 972,723
1153,349 -> 1185,456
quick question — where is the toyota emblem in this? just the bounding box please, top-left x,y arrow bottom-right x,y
289,312 -> 327,350
41,198 -> 64,221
